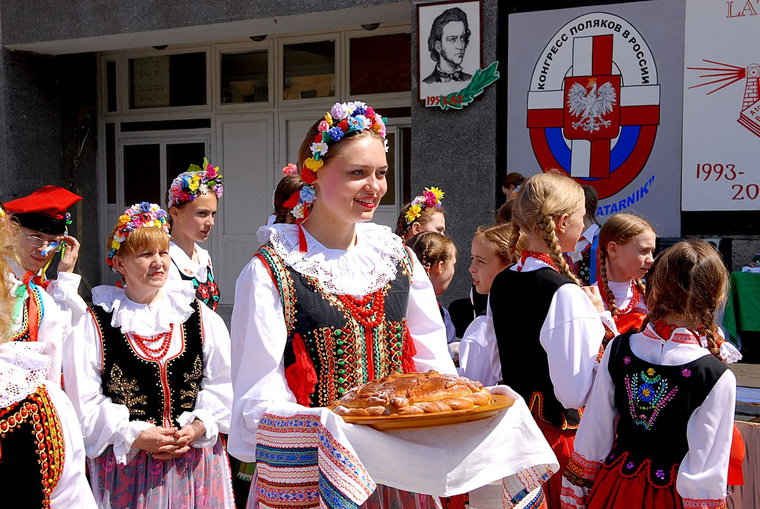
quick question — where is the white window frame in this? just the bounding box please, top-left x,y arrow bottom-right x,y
214,39 -> 275,110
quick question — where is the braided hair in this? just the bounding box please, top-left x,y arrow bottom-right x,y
511,172 -> 584,285
643,239 -> 728,361
406,231 -> 456,275
598,213 -> 655,316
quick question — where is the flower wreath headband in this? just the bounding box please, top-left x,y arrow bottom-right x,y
168,158 -> 224,208
282,101 -> 388,221
107,202 -> 169,271
404,187 -> 445,228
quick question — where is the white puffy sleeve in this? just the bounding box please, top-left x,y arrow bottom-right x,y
560,340 -> 618,509
406,251 -> 457,375
46,382 -> 98,508
678,369 -> 735,507
228,257 -> 297,463
46,272 -> 88,321
539,284 -> 605,409
458,315 -> 501,386
177,302 -> 233,446
62,309 -> 152,465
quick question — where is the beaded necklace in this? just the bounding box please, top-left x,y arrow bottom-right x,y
336,291 -> 386,378
615,279 -> 642,315
519,251 -> 560,273
128,324 -> 174,361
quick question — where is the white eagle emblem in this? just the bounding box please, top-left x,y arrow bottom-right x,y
567,77 -> 617,133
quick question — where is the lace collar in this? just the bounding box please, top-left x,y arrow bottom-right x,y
257,222 -> 409,296
0,342 -> 50,408
169,241 -> 211,280
91,280 -> 196,336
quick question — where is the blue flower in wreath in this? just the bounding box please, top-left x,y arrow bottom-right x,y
638,383 -> 655,404
329,127 -> 344,142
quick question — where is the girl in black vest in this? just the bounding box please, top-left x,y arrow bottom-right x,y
63,202 -> 234,508
489,172 -> 606,509
561,240 -> 736,509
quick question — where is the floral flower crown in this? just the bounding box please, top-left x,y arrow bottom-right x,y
404,187 -> 445,226
107,202 -> 169,270
284,101 -> 388,221
167,158 -> 224,208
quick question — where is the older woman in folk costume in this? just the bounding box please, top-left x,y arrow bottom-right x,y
1,189 -> 84,386
166,160 -> 224,311
62,203 -> 234,508
229,102 -> 458,508
0,211 -> 97,507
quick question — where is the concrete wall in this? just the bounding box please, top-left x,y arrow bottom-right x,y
0,49 -> 99,298
411,0 -> 502,306
1,0 -> 407,48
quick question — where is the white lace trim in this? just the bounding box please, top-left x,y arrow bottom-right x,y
257,222 -> 409,296
91,280 -> 196,336
0,342 -> 51,407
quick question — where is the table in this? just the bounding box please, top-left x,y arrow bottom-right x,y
723,272 -> 760,346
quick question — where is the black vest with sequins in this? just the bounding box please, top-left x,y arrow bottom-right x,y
89,301 -> 204,428
605,331 -> 727,487
255,242 -> 414,407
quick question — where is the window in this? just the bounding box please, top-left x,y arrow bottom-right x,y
221,50 -> 269,104
350,33 -> 411,95
128,52 -> 207,109
283,40 -> 336,100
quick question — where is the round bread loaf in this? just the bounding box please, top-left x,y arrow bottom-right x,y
332,371 -> 493,416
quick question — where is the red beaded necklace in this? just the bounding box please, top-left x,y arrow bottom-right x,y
616,280 -> 641,315
519,251 -> 560,273
128,325 -> 174,361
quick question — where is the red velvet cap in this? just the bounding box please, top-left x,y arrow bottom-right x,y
5,186 -> 83,234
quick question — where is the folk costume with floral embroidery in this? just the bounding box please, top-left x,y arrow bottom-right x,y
561,324 -> 736,509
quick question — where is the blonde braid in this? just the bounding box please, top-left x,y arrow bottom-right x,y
538,213 -> 581,285
506,222 -> 521,264
634,277 -> 646,297
599,251 -> 618,316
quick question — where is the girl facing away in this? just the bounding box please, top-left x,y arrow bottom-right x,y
166,159 -> 224,311
565,185 -> 601,286
406,231 -> 458,345
488,172 -> 606,509
395,187 -> 446,242
458,224 -> 513,386
596,213 -> 656,339
561,240 -> 737,509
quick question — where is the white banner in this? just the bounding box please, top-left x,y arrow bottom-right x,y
683,0 -> 760,211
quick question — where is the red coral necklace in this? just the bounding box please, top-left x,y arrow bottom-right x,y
128,325 -> 174,361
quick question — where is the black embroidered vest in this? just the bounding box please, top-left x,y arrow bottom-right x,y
0,384 -> 65,508
255,242 -> 414,407
173,259 -> 220,311
606,332 -> 728,487
490,267 -> 581,429
90,301 -> 205,428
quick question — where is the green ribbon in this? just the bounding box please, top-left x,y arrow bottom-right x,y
12,284 -> 28,323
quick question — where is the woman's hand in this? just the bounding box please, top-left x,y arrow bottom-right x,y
132,426 -> 183,458
147,420 -> 206,460
581,285 -> 605,313
175,419 -> 207,446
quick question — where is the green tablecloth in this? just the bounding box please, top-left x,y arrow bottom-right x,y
724,271 -> 760,344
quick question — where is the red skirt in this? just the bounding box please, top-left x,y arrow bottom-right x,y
535,418 -> 576,509
587,462 -> 683,509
